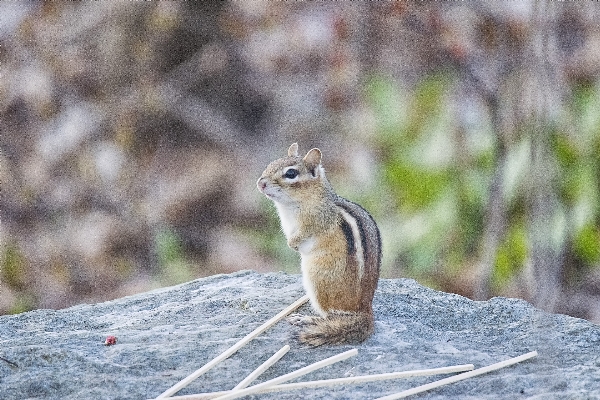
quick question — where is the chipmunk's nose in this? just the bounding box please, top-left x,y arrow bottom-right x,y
257,177 -> 267,192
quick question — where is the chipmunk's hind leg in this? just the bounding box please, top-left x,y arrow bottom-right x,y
298,311 -> 374,347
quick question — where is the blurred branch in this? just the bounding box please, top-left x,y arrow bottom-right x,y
474,154 -> 508,300
437,9 -> 509,301
158,41 -> 254,156
526,1 -> 566,313
159,82 -> 249,151
461,47 -> 510,302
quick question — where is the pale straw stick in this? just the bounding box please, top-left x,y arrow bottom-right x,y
151,393 -> 229,400
212,348 -> 358,400
232,345 -> 290,390
156,363 -> 474,400
261,363 -> 474,392
374,350 -> 538,400
155,295 -> 309,398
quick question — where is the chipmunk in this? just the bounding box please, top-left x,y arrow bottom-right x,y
257,143 -> 381,346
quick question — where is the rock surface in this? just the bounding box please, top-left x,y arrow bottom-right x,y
1,270 -> 599,399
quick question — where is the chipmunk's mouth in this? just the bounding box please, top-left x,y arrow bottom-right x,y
262,188 -> 279,199
263,188 -> 285,202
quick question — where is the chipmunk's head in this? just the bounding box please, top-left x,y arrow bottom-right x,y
257,143 -> 328,206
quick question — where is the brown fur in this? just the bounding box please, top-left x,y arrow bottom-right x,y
299,311 -> 374,346
258,144 -> 381,346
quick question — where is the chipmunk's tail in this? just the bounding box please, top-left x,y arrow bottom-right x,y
299,311 -> 374,347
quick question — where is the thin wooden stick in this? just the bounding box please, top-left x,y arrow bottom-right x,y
151,393 -> 229,400
261,363 -> 474,392
374,351 -> 538,400
232,345 -> 290,390
151,363 -> 474,400
212,349 -> 358,400
155,295 -> 309,398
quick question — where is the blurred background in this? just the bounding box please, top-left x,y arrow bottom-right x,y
1,2 -> 599,323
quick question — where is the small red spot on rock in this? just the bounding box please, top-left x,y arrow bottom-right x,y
104,335 -> 117,346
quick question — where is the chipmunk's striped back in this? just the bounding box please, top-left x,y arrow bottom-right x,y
334,196 -> 381,313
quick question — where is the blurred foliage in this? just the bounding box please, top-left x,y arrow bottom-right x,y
492,220 -> 528,291
1,244 -> 28,291
0,244 -> 36,314
560,84 -> 600,269
365,73 -> 493,282
155,228 -> 195,286
1,2 -> 599,322
360,70 -> 600,300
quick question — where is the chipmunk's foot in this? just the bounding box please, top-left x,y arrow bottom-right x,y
287,313 -> 319,326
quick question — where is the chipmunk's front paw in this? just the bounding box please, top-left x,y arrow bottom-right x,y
287,238 -> 300,251
287,314 -> 318,326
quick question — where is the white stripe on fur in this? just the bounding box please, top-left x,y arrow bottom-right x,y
337,206 -> 365,280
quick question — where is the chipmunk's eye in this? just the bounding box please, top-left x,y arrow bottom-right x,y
284,168 -> 299,179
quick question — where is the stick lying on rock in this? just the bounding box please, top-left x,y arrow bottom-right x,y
375,351 -> 538,400
158,363 -> 475,400
232,345 -> 290,391
212,349 -> 358,400
262,363 -> 475,392
154,294 -> 537,400
155,295 -> 309,398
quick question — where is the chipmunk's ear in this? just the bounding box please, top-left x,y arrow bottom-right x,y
303,148 -> 322,176
288,143 -> 299,157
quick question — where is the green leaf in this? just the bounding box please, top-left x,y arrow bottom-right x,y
573,224 -> 600,264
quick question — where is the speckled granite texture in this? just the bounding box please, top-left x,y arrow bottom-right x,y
1,271 -> 598,399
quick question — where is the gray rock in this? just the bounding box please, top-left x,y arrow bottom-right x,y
1,270 -> 599,399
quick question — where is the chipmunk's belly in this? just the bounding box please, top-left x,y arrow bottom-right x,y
300,258 -> 325,316
299,234 -> 360,314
